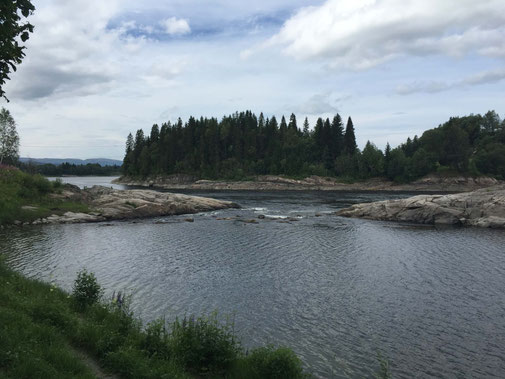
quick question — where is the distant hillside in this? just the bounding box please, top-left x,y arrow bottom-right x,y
20,158 -> 122,166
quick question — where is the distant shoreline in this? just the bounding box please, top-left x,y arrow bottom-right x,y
115,174 -> 501,194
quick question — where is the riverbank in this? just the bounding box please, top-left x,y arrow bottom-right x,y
11,185 -> 239,226
0,260 -> 307,378
0,167 -> 90,226
336,184 -> 505,228
0,167 -> 239,226
115,174 -> 500,193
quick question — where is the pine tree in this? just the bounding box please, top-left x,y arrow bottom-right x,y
125,133 -> 134,154
344,117 -> 357,155
150,124 -> 160,143
303,117 -> 310,137
330,114 -> 344,157
279,115 -> 288,141
288,113 -> 297,131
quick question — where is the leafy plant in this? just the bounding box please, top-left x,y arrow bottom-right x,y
169,313 -> 240,373
72,269 -> 103,310
242,345 -> 306,379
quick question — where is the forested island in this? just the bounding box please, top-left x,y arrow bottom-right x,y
121,110 -> 505,182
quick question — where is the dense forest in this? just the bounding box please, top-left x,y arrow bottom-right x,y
122,110 -> 505,182
19,162 -> 121,176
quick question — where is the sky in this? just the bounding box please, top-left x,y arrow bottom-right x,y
2,0 -> 505,160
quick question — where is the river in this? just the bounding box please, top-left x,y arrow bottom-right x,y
2,177 -> 504,378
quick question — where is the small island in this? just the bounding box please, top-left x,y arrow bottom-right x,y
336,185 -> 505,228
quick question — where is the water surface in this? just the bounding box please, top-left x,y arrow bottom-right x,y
2,178 -> 504,378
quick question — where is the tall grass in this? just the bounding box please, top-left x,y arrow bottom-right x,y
0,166 -> 88,225
0,260 -> 308,378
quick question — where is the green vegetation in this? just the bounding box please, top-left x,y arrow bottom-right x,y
19,161 -> 122,176
0,108 -> 20,164
0,260 -> 308,378
122,110 -> 505,182
0,0 -> 35,101
0,166 -> 89,225
72,270 -> 103,310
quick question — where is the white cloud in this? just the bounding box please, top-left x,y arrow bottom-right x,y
161,17 -> 191,35
2,0 -> 504,160
268,0 -> 505,69
295,92 -> 350,115
5,0 -> 126,100
397,67 -> 505,94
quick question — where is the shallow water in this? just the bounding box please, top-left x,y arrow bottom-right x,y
2,178 -> 505,378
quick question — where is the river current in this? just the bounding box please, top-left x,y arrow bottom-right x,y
1,177 -> 504,378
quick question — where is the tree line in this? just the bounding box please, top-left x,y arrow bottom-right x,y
19,162 -> 121,176
122,110 -> 505,181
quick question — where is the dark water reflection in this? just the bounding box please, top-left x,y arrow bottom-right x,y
1,187 -> 505,378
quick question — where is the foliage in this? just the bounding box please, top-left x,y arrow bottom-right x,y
0,262 -> 310,378
122,111 -> 352,179
0,0 -> 35,101
0,168 -> 88,225
72,270 -> 103,310
122,109 -> 505,183
0,108 -> 20,164
238,346 -> 306,379
19,161 -> 121,176
169,313 -> 241,373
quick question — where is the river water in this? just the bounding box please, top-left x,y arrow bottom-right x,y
2,177 -> 504,378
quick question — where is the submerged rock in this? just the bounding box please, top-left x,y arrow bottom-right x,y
336,185 -> 505,229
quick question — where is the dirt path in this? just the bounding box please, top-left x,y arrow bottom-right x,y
68,344 -> 119,379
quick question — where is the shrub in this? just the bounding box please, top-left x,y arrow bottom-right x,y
72,269 -> 102,310
52,178 -> 64,190
243,346 -> 305,379
169,313 -> 240,374
143,318 -> 171,359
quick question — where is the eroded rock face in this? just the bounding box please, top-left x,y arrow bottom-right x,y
335,185 -> 505,228
38,186 -> 239,224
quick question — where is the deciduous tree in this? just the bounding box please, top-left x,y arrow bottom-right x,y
0,107 -> 20,164
0,0 -> 35,100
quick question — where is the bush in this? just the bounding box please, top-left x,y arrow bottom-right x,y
72,269 -> 102,310
52,178 -> 64,190
143,318 -> 171,359
243,346 -> 305,379
169,313 -> 240,374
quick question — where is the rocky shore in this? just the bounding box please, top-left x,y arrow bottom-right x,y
336,185 -> 505,228
115,174 -> 500,193
27,185 -> 239,225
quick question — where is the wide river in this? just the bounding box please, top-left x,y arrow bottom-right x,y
2,177 -> 504,378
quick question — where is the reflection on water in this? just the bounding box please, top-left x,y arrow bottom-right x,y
1,188 -> 505,378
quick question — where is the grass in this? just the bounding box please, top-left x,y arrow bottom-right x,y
0,260 -> 308,378
0,166 -> 89,225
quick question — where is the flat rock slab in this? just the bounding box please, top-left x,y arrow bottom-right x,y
336,185 -> 505,229
36,186 -> 239,224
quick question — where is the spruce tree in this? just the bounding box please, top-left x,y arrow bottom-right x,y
150,124 -> 160,143
331,114 -> 344,157
288,113 -> 297,131
344,117 -> 357,155
303,117 -> 310,137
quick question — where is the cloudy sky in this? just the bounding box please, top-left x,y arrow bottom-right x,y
3,0 -> 505,159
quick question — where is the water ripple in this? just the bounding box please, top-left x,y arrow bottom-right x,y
1,190 -> 505,378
